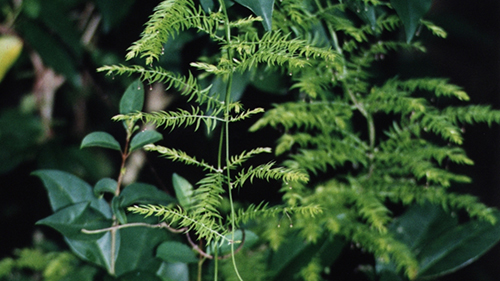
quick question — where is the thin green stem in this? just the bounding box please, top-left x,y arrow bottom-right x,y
219,0 -> 243,280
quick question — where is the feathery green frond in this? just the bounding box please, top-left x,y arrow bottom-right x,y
128,204 -> 228,244
144,144 -> 217,172
125,0 -> 224,65
233,162 -> 309,188
250,101 -> 352,131
392,78 -> 470,101
228,147 -> 272,169
97,65 -> 223,110
443,105 -> 500,126
112,107 -> 224,133
420,20 -> 447,38
221,32 -> 339,73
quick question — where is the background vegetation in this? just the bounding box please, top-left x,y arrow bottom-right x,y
0,0 -> 499,280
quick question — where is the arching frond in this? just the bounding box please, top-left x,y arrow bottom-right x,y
233,162 -> 309,188
125,0 -> 224,65
143,144 -> 217,172
128,204 -> 228,244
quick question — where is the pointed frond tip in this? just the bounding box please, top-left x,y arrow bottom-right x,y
125,0 -> 224,65
143,144 -> 218,172
233,162 -> 309,188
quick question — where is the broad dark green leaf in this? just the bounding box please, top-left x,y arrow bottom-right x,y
32,170 -> 112,218
156,262 -> 189,281
234,0 -> 275,31
249,67 -> 287,95
114,213 -> 171,276
119,182 -> 175,207
172,173 -> 194,209
117,271 -> 162,281
65,232 -> 117,273
346,0 -> 377,30
269,233 -> 345,280
130,130 -> 163,152
156,241 -> 198,263
417,210 -> 500,278
390,0 -> 432,42
81,131 -> 121,151
388,203 -> 500,279
390,201 -> 457,250
36,202 -> 111,240
94,178 -> 118,198
95,0 -> 135,33
120,79 -> 144,114
66,213 -> 171,277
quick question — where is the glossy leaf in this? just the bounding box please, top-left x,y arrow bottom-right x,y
417,211 -> 500,278
156,262 -> 189,281
114,214 -> 171,276
390,0 -> 432,42
346,0 -> 377,30
94,177 -> 118,198
119,182 -> 175,207
66,231 -> 117,273
117,271 -> 163,281
120,79 -> 144,114
388,202 -> 500,279
36,202 -> 111,241
172,173 -> 194,209
269,233 -> 344,280
130,130 -> 163,152
156,241 -> 198,263
81,131 -> 121,151
234,0 -> 275,31
32,170 -> 112,218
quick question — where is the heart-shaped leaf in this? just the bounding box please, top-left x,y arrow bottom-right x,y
81,131 -> 121,151
390,0 -> 432,42
32,170 -> 112,218
234,0 -> 275,31
130,130 -> 163,152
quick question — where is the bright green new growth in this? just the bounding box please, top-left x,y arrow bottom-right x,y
96,0 -> 500,280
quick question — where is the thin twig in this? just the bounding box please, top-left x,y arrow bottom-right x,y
82,222 -> 187,234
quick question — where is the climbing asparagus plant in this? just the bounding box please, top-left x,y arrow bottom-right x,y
34,0 -> 500,280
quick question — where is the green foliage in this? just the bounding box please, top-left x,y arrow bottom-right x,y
0,246 -> 99,281
31,0 -> 500,281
